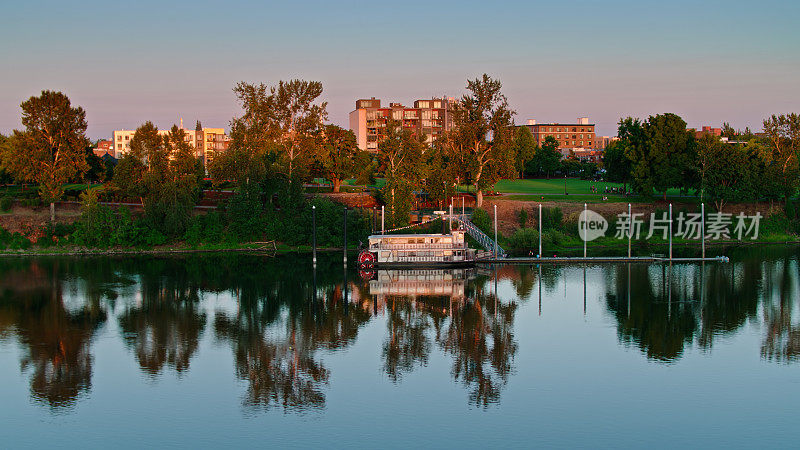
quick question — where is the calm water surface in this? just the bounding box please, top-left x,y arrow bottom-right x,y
0,247 -> 798,448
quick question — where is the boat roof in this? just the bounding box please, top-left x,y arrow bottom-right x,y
368,233 -> 459,239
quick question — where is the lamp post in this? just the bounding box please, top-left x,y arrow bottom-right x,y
343,207 -> 348,265
312,205 -> 317,266
493,204 -> 498,258
538,203 -> 542,258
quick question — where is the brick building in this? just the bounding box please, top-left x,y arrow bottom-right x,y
520,118 -> 596,150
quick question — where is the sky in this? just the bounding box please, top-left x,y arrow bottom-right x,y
1,0 -> 798,140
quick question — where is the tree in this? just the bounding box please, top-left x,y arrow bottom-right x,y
511,126 -> 536,178
315,125 -> 358,193
696,134 -> 759,211
377,121 -> 425,227
602,140 -> 632,190
195,120 -> 202,132
762,113 -> 800,202
84,147 -> 106,185
445,74 -> 515,207
231,80 -> 327,182
525,136 -> 561,178
112,122 -> 202,236
624,114 -> 695,199
1,91 -> 90,221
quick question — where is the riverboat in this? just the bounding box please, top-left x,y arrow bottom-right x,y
357,231 -> 476,267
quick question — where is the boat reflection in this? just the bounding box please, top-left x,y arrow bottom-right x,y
368,268 -> 475,301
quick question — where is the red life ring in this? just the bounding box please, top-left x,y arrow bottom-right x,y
358,250 -> 376,267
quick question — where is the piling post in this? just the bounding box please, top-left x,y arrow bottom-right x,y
462,196 -> 465,217
538,203 -> 542,258
583,202 -> 587,258
493,204 -> 498,259
627,203 -> 632,258
669,203 -> 673,261
343,207 -> 348,265
312,205 -> 317,266
701,203 -> 705,259
381,205 -> 385,235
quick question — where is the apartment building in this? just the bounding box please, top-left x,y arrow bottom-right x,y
112,119 -> 230,166
349,97 -> 456,151
521,118 -> 597,150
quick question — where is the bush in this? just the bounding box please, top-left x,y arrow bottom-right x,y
0,228 -> 32,250
37,222 -> 75,247
508,228 -> 539,254
540,206 -> 563,230
0,196 -> 11,212
471,208 -> 493,236
517,208 -> 529,228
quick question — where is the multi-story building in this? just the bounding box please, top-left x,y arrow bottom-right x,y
521,118 -> 597,151
112,119 -> 230,166
689,126 -> 722,139
92,140 -> 114,157
593,136 -> 618,150
349,97 -> 456,151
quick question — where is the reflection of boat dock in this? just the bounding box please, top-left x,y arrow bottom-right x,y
369,269 -> 475,300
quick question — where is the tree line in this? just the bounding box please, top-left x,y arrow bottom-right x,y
603,113 -> 800,210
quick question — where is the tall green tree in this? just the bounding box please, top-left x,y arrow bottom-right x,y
377,121 -> 425,227
696,134 -> 761,211
511,126 -> 537,179
113,122 -> 202,236
315,125 -> 358,193
525,136 -> 561,178
602,139 -> 632,190
231,80 -> 327,182
624,114 -> 695,198
1,91 -> 90,221
762,113 -> 800,201
444,74 -> 515,207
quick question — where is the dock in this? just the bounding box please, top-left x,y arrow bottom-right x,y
477,256 -> 729,264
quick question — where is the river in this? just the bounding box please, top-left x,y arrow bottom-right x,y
0,246 -> 798,447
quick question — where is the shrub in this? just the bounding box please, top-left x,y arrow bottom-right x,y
0,196 -> 11,212
517,208 -> 528,228
540,206 -> 563,230
508,227 -> 539,254
471,208 -> 493,236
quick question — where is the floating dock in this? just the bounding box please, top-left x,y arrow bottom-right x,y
477,256 -> 729,264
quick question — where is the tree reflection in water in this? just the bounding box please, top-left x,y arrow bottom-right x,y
603,246 -> 800,363
214,258 -> 371,412
0,260 -> 105,409
0,249 -> 798,414
438,285 -> 518,407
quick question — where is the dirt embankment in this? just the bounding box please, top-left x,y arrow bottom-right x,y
0,204 -> 81,240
